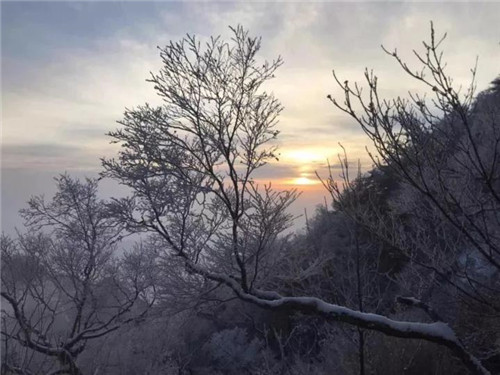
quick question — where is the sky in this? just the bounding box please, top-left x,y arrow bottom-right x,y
2,1 -> 500,234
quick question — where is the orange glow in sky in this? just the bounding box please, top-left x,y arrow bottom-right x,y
292,176 -> 319,186
276,147 -> 334,189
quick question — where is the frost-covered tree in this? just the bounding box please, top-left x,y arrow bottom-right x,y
326,23 -> 499,374
103,26 -> 492,375
102,25 -> 298,302
1,175 -> 156,375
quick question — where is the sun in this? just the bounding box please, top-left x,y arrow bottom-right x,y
278,147 -> 332,187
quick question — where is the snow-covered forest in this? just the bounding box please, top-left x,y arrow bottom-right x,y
2,25 -> 499,375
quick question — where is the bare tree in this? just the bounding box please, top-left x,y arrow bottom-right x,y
102,25 -> 298,297
1,175 -> 156,375
102,26 -> 492,375
325,22 -> 499,374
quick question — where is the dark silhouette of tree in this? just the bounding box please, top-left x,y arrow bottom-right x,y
102,25 -> 494,375
325,22 -> 499,375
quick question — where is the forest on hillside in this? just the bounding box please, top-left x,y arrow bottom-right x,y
2,25 -> 499,375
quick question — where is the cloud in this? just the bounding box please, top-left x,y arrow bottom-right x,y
59,126 -> 109,141
2,143 -> 80,158
2,1 -> 499,233
1,142 -> 107,171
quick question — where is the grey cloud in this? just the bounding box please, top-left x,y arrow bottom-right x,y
2,143 -> 81,158
252,162 -> 299,180
60,126 -> 108,141
1,143 -> 103,171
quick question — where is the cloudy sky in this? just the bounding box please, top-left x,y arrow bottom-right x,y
2,1 -> 500,233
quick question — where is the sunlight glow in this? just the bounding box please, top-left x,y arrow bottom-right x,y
290,176 -> 320,186
284,149 -> 326,164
